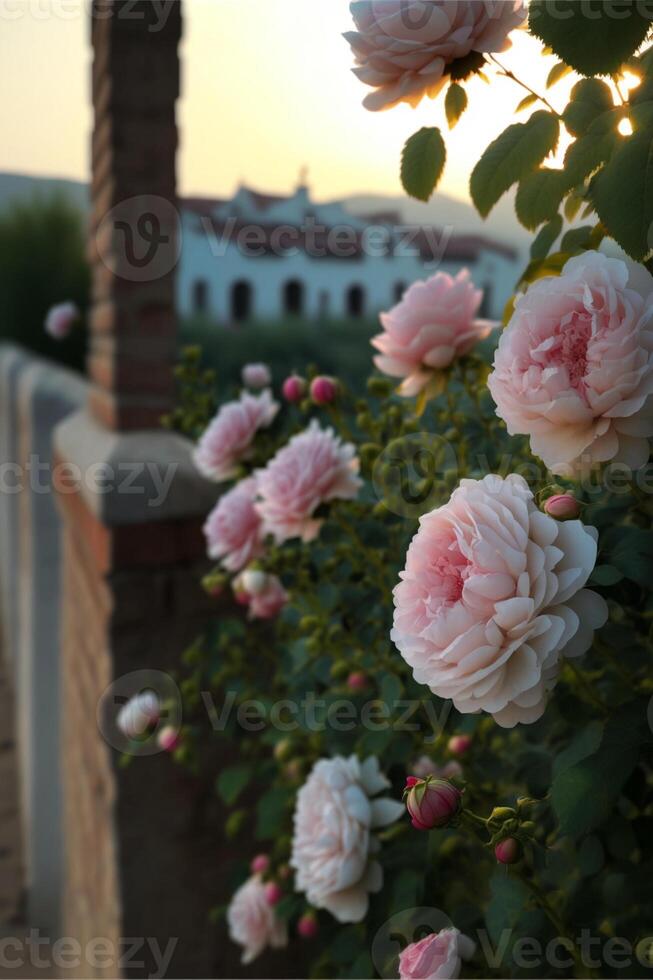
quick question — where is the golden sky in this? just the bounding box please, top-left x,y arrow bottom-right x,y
0,0 -> 580,203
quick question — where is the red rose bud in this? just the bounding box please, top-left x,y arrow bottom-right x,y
297,913 -> 318,939
310,375 -> 338,405
264,882 -> 283,906
282,374 -> 307,403
448,734 -> 472,757
157,726 -> 181,753
346,671 -> 368,692
495,837 -> 522,865
543,493 -> 581,521
404,777 -> 462,830
250,853 -> 270,875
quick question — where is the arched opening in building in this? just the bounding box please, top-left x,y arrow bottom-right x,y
283,279 -> 304,316
479,283 -> 493,318
231,280 -> 253,322
346,284 -> 365,317
394,281 -> 407,303
192,279 -> 208,314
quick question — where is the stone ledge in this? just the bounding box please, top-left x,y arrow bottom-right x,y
53,408 -> 219,527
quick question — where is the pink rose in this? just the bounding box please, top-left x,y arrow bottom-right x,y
372,270 -> 495,396
193,390 -> 279,482
399,928 -> 476,980
290,756 -> 404,923
44,301 -> 79,339
255,421 -> 362,543
488,248 -> 653,477
242,362 -> 272,389
345,1 -> 525,111
227,874 -> 288,965
203,477 -> 264,572
392,474 -> 607,727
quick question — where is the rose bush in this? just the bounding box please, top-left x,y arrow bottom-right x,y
152,5 -> 653,978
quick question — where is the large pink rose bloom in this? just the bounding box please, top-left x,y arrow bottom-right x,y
256,420 -> 362,543
345,1 -> 525,111
372,271 -> 495,396
290,756 -> 404,923
399,928 -> 476,980
193,390 -> 279,482
488,248 -> 653,477
203,477 -> 263,572
392,474 -> 607,728
227,874 -> 287,965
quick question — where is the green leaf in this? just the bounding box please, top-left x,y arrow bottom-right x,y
553,721 -> 604,778
564,131 -> 615,186
551,705 -> 649,838
589,564 -> 624,586
401,127 -> 446,202
560,224 -> 594,253
564,188 -> 584,222
216,764 -> 252,806
255,786 -> 293,840
578,835 -> 605,877
529,1 -> 653,77
445,83 -> 468,130
530,214 -> 563,259
470,111 -> 559,217
515,168 -> 570,229
591,133 -> 653,259
562,79 -> 614,137
546,61 -> 572,88
602,526 -> 653,585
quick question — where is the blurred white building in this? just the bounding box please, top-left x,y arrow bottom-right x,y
177,181 -> 519,323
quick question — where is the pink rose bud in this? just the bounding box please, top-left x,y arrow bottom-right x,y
242,362 -> 271,389
448,734 -> 472,757
495,837 -> 522,865
282,374 -> 307,403
404,777 -> 462,830
157,726 -> 180,753
346,671 -> 368,691
543,493 -> 582,521
250,853 -> 270,875
264,882 -> 283,906
310,376 -> 338,405
297,913 -> 318,939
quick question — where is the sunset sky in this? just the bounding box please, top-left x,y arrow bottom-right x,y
1,0 -> 581,204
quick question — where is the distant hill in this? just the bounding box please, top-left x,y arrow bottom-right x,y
0,171 -> 527,257
341,189 -> 529,257
0,172 -> 88,213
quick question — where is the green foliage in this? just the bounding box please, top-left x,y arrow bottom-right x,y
591,133 -> 653,260
400,127 -> 446,202
444,83 -> 468,130
0,194 -> 89,371
470,111 -> 559,218
529,1 -> 653,77
515,168 -> 570,229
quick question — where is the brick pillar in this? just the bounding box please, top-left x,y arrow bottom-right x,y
53,3 -> 223,976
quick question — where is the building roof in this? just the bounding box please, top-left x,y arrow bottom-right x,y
180,186 -> 519,263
